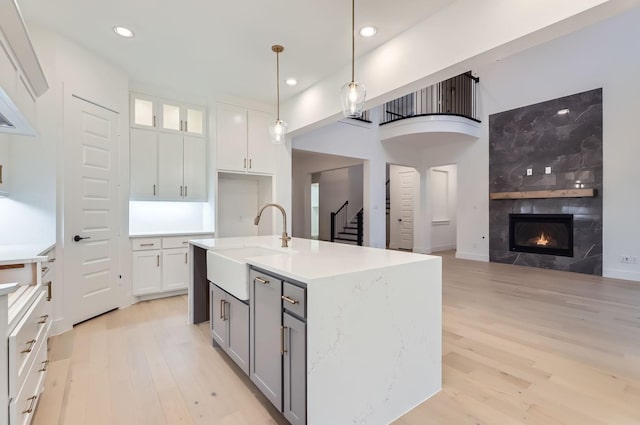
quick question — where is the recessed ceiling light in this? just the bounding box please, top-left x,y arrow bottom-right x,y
285,78 -> 298,86
557,108 -> 570,115
359,26 -> 377,37
113,26 -> 135,38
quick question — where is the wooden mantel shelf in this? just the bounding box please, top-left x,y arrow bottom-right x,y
489,188 -> 596,200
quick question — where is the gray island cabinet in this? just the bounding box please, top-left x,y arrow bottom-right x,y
189,235 -> 442,425
250,268 -> 307,424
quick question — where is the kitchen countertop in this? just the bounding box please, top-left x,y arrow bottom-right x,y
191,235 -> 435,283
130,230 -> 215,238
0,242 -> 55,266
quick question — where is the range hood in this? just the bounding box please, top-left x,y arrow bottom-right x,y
0,0 -> 48,137
0,86 -> 36,136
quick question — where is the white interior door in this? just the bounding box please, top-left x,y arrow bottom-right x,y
65,95 -> 120,325
398,170 -> 414,250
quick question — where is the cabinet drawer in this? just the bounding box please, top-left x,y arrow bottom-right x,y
9,291 -> 49,399
162,236 -> 194,249
282,282 -> 306,318
10,334 -> 47,425
132,238 -> 161,251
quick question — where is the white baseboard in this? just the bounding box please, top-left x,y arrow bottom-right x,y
603,268 -> 640,283
431,244 -> 456,252
413,246 -> 431,255
134,289 -> 188,303
455,251 -> 489,262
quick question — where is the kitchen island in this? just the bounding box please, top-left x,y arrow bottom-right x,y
189,235 -> 441,425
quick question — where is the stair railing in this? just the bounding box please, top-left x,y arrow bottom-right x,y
356,208 -> 364,246
330,201 -> 348,242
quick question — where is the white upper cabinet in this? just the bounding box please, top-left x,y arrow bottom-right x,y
129,93 -> 207,201
247,110 -> 276,174
130,128 -> 159,199
130,93 -> 206,137
131,94 -> 157,129
216,104 -> 276,175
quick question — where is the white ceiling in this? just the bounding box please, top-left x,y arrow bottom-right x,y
19,0 -> 455,104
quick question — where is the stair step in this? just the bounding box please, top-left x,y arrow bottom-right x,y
333,238 -> 358,245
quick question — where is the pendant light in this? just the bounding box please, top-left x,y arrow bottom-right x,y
340,0 -> 366,118
269,45 -> 288,145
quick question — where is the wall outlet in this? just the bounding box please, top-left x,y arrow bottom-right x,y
620,256 -> 638,264
545,166 -> 552,174
526,168 -> 533,176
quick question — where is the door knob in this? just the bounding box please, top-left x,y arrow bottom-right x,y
398,219 -> 402,222
73,235 -> 91,242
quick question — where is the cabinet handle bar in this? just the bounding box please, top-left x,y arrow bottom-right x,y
22,396 -> 37,414
280,326 -> 288,355
254,277 -> 269,285
281,295 -> 299,305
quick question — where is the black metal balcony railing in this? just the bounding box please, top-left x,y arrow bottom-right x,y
381,71 -> 480,125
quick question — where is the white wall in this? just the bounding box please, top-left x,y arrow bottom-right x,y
471,7 -> 640,280
283,0 -> 635,133
318,168 -> 349,241
217,173 -> 273,237
291,149 -> 364,238
129,201 -> 214,235
294,7 -> 640,281
430,164 -> 457,252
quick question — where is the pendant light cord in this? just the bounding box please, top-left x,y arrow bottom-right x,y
351,0 -> 355,83
276,50 -> 280,120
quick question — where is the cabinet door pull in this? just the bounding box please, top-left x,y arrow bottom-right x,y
280,326 -> 288,355
182,241 -> 189,244
244,158 -> 247,169
39,360 -> 49,373
46,281 -> 52,301
38,314 -> 49,324
219,299 -> 224,319
156,255 -> 160,267
49,257 -> 56,263
185,121 -> 188,132
180,120 -> 183,131
184,253 -> 188,264
222,300 -> 227,321
180,186 -> 183,197
184,185 -> 188,197
249,158 -> 252,169
152,115 -> 156,128
21,339 -> 36,354
140,243 -> 155,247
22,396 -> 37,414
281,295 -> 299,305
254,276 -> 269,285
153,184 -> 156,196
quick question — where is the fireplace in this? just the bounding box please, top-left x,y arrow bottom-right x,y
509,214 -> 574,257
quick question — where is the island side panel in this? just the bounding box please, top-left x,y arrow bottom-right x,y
190,245 -> 209,324
306,257 -> 442,425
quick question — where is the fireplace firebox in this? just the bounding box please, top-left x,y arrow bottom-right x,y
509,214 -> 574,257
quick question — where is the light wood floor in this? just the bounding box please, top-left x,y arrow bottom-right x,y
33,253 -> 640,425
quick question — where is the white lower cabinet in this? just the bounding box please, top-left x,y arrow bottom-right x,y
162,249 -> 189,291
132,250 -> 162,295
132,235 -> 212,296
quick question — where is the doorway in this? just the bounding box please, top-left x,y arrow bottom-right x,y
388,165 -> 417,251
310,182 -> 319,239
64,95 -> 121,325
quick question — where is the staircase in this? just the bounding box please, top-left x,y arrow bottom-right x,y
331,201 -> 364,246
334,213 -> 361,245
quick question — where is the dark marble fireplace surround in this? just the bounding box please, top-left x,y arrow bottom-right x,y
489,89 -> 603,275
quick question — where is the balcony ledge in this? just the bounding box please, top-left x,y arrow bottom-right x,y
380,114 -> 481,144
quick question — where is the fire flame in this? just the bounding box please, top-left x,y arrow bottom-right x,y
535,232 -> 550,246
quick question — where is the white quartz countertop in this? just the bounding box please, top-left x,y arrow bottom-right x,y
130,230 -> 215,238
0,282 -> 19,297
0,242 -> 55,266
191,235 -> 437,283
